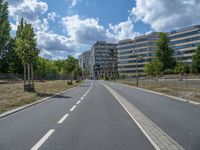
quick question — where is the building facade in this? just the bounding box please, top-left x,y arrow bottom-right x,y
169,25 -> 200,63
90,41 -> 118,79
78,50 -> 91,78
118,32 -> 159,75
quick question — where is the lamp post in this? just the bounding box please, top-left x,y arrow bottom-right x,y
132,51 -> 139,87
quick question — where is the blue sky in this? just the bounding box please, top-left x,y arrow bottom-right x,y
7,0 -> 200,60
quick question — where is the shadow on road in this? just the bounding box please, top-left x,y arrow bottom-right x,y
36,92 -> 72,99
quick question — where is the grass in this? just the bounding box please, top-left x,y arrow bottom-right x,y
114,79 -> 200,103
0,80 -> 81,113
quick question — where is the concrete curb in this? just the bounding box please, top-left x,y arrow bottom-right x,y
108,81 -> 200,106
0,83 -> 82,119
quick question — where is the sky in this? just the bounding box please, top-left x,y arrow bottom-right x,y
7,0 -> 200,60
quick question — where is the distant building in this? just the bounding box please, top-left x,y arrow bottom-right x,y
118,33 -> 159,75
169,25 -> 200,63
78,50 -> 91,78
90,41 -> 118,79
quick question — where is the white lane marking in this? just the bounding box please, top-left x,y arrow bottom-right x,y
100,82 -> 185,150
80,97 -> 84,100
83,82 -> 93,96
31,129 -> 55,150
70,105 -> 76,112
76,100 -> 81,105
57,114 -> 69,124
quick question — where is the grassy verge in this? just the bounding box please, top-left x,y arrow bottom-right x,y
0,80 -> 81,113
113,80 -> 200,103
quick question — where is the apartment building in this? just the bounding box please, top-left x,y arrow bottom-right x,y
78,50 -> 91,77
118,32 -> 159,74
90,41 -> 118,79
169,25 -> 200,63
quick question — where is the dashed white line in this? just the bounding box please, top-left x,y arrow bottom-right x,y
80,97 -> 84,100
31,129 -> 55,150
70,105 -> 76,112
76,100 -> 81,105
57,114 -> 69,124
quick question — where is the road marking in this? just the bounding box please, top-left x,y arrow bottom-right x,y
57,114 -> 69,124
76,100 -> 81,105
70,105 -> 76,112
31,129 -> 55,150
80,97 -> 84,100
100,82 -> 185,150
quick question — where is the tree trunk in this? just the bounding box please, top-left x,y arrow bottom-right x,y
28,64 -> 30,85
24,64 -> 26,85
70,72 -> 73,84
31,63 -> 34,85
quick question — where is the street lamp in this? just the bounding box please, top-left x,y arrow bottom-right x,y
132,51 -> 139,87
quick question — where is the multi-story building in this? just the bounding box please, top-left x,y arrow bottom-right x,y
118,32 -> 159,75
78,50 -> 91,78
90,41 -> 118,79
169,25 -> 200,63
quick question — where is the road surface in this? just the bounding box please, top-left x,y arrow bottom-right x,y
0,80 -> 199,150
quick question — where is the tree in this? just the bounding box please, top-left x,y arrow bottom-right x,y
156,32 -> 175,71
0,0 -> 11,72
65,56 -> 78,84
144,61 -> 163,76
191,45 -> 200,74
175,62 -> 190,75
15,18 -> 39,91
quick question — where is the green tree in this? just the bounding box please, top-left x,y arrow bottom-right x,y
156,32 -> 175,71
15,18 -> 39,91
144,61 -> 163,76
0,0 -> 11,72
175,62 -> 190,75
191,45 -> 200,74
65,56 -> 78,84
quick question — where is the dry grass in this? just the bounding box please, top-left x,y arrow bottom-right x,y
0,80 -> 80,113
115,80 -> 200,103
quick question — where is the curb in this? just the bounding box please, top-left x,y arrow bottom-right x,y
108,81 -> 200,106
0,83 -> 82,119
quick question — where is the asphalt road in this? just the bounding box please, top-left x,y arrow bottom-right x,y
0,80 -> 199,150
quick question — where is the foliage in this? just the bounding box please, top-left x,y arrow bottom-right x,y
175,62 -> 190,74
156,32 -> 176,71
191,46 -> 200,74
144,61 -> 163,76
14,18 -> 39,64
0,0 -> 11,72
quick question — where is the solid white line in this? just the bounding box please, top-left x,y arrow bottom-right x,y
76,100 -> 81,105
70,105 -> 76,112
57,114 -> 69,124
31,129 -> 55,150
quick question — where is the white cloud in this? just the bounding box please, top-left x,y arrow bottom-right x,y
47,12 -> 57,22
132,0 -> 200,31
36,31 -> 74,52
8,0 -> 48,22
109,17 -> 140,40
66,0 -> 79,8
62,15 -> 116,44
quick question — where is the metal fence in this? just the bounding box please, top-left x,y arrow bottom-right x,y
120,75 -> 200,89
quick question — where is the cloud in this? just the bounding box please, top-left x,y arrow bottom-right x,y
62,15 -> 116,44
109,17 -> 140,40
132,0 -> 200,31
8,0 -> 48,22
36,31 -> 74,52
47,12 -> 58,22
66,0 -> 79,8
